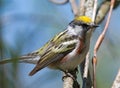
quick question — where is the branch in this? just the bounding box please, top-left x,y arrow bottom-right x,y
49,0 -> 79,16
63,70 -> 80,88
92,0 -> 115,88
81,52 -> 92,88
92,0 -> 98,22
78,0 -> 86,16
95,1 -> 110,24
69,0 -> 79,16
112,69 -> 120,88
63,76 -> 74,88
85,0 -> 94,18
83,52 -> 90,79
94,0 -> 115,57
49,0 -> 68,4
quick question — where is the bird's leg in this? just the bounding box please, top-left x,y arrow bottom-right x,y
63,71 -> 76,81
62,68 -> 80,88
62,68 -> 78,81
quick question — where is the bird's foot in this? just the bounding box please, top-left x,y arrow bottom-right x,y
62,71 -> 76,81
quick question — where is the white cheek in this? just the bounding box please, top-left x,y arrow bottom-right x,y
74,25 -> 83,34
67,25 -> 83,37
67,26 -> 77,35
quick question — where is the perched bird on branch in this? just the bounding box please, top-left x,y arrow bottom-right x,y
0,16 -> 98,76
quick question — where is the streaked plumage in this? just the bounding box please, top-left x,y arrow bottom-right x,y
0,16 -> 98,76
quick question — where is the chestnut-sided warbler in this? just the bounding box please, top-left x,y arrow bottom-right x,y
0,16 -> 98,76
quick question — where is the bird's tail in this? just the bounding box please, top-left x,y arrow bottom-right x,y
0,58 -> 15,64
0,55 -> 40,65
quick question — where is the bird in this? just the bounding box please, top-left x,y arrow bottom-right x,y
0,16 -> 98,76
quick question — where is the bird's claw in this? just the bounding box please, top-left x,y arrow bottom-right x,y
62,72 -> 76,81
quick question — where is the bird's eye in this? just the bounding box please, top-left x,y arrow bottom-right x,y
82,24 -> 90,31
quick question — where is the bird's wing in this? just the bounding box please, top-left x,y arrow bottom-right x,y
0,31 -> 71,65
29,30 -> 80,76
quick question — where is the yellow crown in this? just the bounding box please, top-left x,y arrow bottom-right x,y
74,16 -> 92,24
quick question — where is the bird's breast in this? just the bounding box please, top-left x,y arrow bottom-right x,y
48,38 -> 89,71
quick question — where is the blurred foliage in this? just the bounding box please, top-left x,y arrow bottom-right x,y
0,0 -> 120,88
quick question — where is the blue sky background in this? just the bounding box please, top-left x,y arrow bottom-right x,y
1,0 -> 120,88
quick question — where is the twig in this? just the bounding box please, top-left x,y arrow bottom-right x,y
85,0 -> 94,18
94,0 -> 115,57
112,69 -> 120,88
78,0 -> 86,16
80,52 -> 93,88
91,0 -> 98,87
63,69 -> 80,88
92,56 -> 97,88
49,0 -> 68,4
69,0 -> 79,16
63,76 -> 74,88
83,52 -> 90,79
92,0 -> 115,88
95,1 -> 110,24
82,52 -> 92,88
92,0 -> 98,22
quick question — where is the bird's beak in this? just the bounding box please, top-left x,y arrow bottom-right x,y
93,24 -> 99,28
90,23 -> 99,28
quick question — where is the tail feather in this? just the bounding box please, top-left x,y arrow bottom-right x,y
29,66 -> 39,76
29,66 -> 44,76
0,59 -> 14,64
0,55 -> 40,65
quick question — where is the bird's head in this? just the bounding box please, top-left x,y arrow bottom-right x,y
70,16 -> 98,31
69,16 -> 98,38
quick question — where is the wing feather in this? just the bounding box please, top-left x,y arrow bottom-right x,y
29,30 -> 79,76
